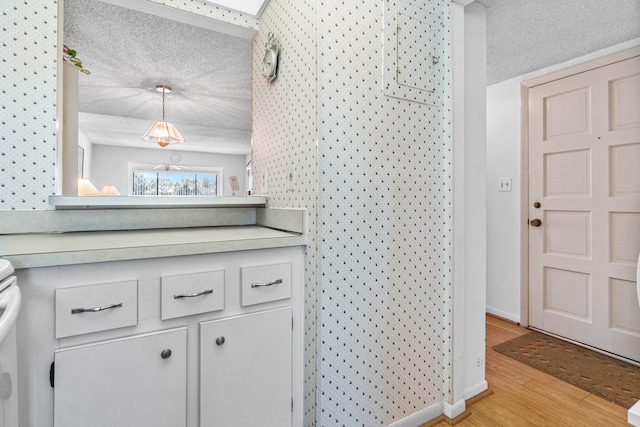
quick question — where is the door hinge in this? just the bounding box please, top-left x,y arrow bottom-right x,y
292,398 -> 294,412
49,362 -> 55,388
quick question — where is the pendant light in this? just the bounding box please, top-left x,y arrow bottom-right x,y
142,85 -> 185,147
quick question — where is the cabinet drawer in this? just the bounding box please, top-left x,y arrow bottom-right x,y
161,270 -> 224,320
241,262 -> 291,307
55,280 -> 138,339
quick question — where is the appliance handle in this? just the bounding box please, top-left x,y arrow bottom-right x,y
0,285 -> 21,343
636,251 -> 640,310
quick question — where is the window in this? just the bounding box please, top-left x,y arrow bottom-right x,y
130,164 -> 223,196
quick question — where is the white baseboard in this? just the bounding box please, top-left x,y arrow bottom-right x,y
486,306 -> 520,323
629,400 -> 640,426
443,398 -> 466,419
387,401 -> 443,427
385,385 -> 489,427
463,380 -> 488,401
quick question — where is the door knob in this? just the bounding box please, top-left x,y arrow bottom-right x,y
530,219 -> 542,227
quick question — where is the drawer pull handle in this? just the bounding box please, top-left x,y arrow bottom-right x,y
216,336 -> 225,346
173,289 -> 213,299
251,279 -> 283,288
71,302 -> 122,314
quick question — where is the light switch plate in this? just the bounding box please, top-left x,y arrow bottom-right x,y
498,177 -> 512,192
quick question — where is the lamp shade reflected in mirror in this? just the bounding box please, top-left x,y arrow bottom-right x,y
77,178 -> 100,196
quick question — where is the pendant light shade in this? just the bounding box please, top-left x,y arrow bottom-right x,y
142,121 -> 184,147
142,85 -> 184,147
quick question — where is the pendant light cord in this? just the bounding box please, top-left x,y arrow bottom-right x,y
161,87 -> 166,122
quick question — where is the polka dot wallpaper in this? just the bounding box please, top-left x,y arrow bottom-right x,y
315,0 -> 453,425
251,1 -> 318,424
1,0 -> 59,210
252,1 -> 454,424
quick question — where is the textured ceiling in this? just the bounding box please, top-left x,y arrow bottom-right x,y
477,0 -> 640,85
64,0 -> 253,154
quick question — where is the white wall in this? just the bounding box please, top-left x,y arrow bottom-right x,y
78,129 -> 93,179
453,1 -> 489,413
486,76 -> 522,322
89,145 -> 246,196
461,1 -> 488,400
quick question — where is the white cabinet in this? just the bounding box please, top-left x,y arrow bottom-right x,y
54,328 -> 187,427
43,247 -> 303,427
200,307 -> 292,427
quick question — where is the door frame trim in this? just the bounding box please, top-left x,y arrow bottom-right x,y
519,45 -> 640,327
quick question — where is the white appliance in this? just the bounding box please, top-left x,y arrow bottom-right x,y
0,260 -> 20,427
630,252 -> 640,427
637,250 -> 640,313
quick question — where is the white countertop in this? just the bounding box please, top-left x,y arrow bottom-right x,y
0,226 -> 305,269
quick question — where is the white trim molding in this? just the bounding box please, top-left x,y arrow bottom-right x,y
629,400 -> 640,426
387,402 -> 444,427
451,0 -> 475,6
464,380 -> 489,401
443,398 -> 467,419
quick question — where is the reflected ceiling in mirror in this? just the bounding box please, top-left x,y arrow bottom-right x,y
64,0 -> 253,155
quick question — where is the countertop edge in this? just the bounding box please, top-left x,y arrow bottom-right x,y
1,221 -> 308,269
3,233 -> 307,269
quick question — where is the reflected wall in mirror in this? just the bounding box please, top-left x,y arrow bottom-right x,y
62,0 -> 254,196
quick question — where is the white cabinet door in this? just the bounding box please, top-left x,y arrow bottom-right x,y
54,328 -> 187,427
200,307 -> 292,427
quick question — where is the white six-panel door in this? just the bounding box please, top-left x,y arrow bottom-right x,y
528,55 -> 640,363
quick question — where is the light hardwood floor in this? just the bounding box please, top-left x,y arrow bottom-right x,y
434,315 -> 630,426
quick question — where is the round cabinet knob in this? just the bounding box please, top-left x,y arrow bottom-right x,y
533,202 -> 541,208
216,336 -> 225,346
161,349 -> 172,359
530,219 -> 542,227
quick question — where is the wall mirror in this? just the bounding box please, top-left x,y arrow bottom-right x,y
59,0 -> 257,200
